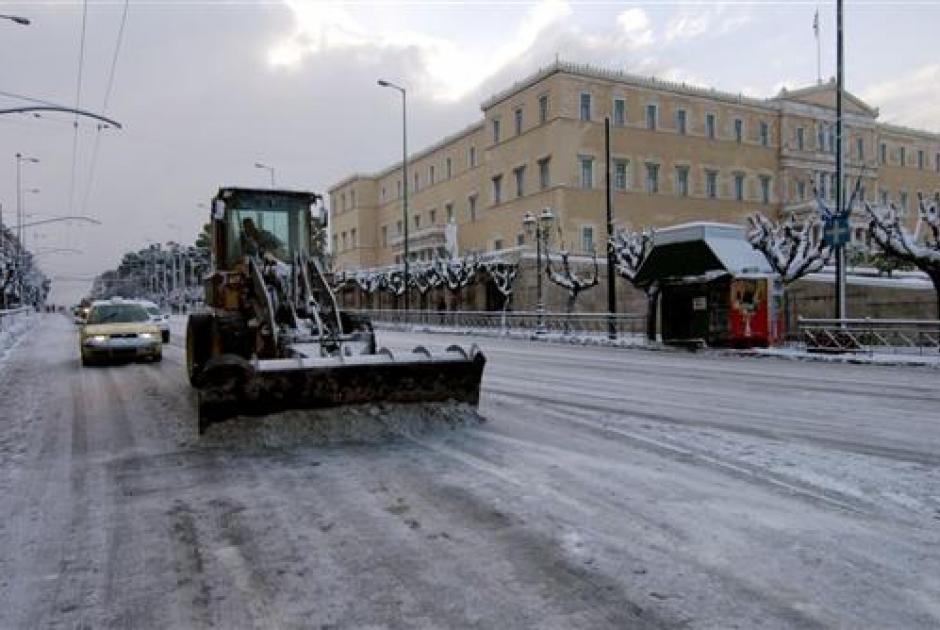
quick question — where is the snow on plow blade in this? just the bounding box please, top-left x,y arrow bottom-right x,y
195,345 -> 486,434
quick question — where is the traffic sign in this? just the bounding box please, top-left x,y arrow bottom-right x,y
823,215 -> 851,247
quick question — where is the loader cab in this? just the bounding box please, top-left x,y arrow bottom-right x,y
211,188 -> 322,270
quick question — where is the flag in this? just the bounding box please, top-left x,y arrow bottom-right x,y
813,9 -> 819,36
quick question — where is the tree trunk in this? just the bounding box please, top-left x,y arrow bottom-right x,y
565,291 -> 576,335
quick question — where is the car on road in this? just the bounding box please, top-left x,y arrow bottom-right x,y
79,299 -> 162,366
136,299 -> 171,342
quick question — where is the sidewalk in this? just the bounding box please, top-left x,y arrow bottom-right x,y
730,346 -> 940,368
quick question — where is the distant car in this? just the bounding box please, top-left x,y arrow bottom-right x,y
136,300 -> 171,343
80,299 -> 162,366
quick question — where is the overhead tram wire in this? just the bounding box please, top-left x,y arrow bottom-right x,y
81,0 -> 130,217
67,0 -> 89,217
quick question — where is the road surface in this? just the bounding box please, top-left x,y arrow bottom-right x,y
1,314 -> 938,629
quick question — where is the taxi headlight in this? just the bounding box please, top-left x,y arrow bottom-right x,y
85,334 -> 107,344
140,332 -> 157,340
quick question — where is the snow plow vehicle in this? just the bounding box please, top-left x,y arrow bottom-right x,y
186,187 -> 485,433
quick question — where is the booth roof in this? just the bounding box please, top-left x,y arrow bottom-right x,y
634,222 -> 772,286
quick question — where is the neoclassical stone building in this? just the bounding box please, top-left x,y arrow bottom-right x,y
328,61 -> 940,273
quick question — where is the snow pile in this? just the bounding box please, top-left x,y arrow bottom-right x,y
0,311 -> 34,364
194,402 -> 485,448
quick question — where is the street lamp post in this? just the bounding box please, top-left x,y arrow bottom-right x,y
377,78 -> 410,311
254,162 -> 276,187
523,207 -> 555,335
15,153 -> 39,304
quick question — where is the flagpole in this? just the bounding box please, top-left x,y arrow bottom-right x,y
815,8 -> 822,84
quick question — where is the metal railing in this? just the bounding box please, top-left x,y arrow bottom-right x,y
799,317 -> 940,355
0,306 -> 30,333
351,309 -> 647,339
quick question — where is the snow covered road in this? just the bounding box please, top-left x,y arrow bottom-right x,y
1,315 -> 938,629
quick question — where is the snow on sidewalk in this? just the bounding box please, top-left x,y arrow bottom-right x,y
0,309 -> 35,366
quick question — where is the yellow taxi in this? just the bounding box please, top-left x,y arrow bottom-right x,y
79,299 -> 163,366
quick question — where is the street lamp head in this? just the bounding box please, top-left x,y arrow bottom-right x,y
522,211 -> 536,237
11,16 -> 30,25
254,162 -> 266,169
377,79 -> 390,87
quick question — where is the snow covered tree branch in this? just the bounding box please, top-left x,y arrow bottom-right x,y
546,249 -> 599,332
866,193 -> 940,318
746,212 -> 831,284
610,227 -> 653,282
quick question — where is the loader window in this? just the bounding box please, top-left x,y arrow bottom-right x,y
225,206 -> 308,266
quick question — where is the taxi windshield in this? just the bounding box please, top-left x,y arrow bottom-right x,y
88,304 -> 149,324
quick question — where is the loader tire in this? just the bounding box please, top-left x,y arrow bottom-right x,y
186,313 -> 214,386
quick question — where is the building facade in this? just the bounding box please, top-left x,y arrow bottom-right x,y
328,61 -> 940,273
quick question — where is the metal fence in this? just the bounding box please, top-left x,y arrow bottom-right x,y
351,309 -> 647,339
799,318 -> 940,355
0,307 -> 30,333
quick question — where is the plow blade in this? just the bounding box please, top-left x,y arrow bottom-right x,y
196,345 -> 485,434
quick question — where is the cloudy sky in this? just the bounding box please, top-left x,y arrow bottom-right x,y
1,0 -> 938,303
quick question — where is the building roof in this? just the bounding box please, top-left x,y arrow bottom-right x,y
634,222 -> 771,285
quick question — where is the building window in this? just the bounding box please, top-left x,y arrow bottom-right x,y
645,163 -> 659,193
429,165 -> 435,185
706,113 -> 716,139
580,92 -> 591,121
880,189 -> 889,205
706,170 -> 718,199
350,190 -> 356,207
734,173 -> 745,201
936,152 -> 940,173
446,202 -> 454,223
381,186 -> 386,202
827,125 -> 836,153
646,104 -> 657,130
818,124 -> 826,151
760,176 -> 771,204
516,232 -> 525,246
493,118 -> 501,144
514,108 -> 523,135
414,214 -> 421,229
734,119 -> 743,143
396,220 -> 402,235
580,157 -> 594,189
381,226 -> 388,247
613,98 -> 626,126
857,137 -> 864,161
340,192 -> 346,210
492,175 -> 502,204
538,157 -> 550,189
469,146 -> 477,168
514,165 -> 525,198
676,166 -> 689,197
818,173 -> 827,200
614,160 -> 628,191
797,180 -> 806,201
468,195 -> 477,221
918,149 -> 925,170
899,146 -> 906,166
414,171 -> 419,192
397,180 -> 402,198
494,238 -> 504,251
350,228 -> 357,247
581,226 -> 594,253
759,121 -> 769,147
430,208 -> 437,224
830,173 -> 837,200
900,191 -> 908,210
341,231 -> 347,249
796,127 -> 805,151
676,109 -> 687,135
539,94 -> 549,124
446,157 -> 452,179
332,234 -> 337,252
879,143 -> 887,165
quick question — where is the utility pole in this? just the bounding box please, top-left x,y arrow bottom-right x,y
834,0 -> 846,319
605,117 -> 616,339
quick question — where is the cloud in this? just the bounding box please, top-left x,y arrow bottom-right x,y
860,64 -> 940,132
269,0 -> 573,102
664,3 -> 752,43
616,8 -> 654,49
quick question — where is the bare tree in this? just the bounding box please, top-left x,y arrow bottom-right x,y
546,249 -> 599,333
746,213 -> 831,283
866,193 -> 940,318
483,261 -> 518,327
610,226 -> 657,340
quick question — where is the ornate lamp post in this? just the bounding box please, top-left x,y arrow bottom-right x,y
523,206 -> 554,334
